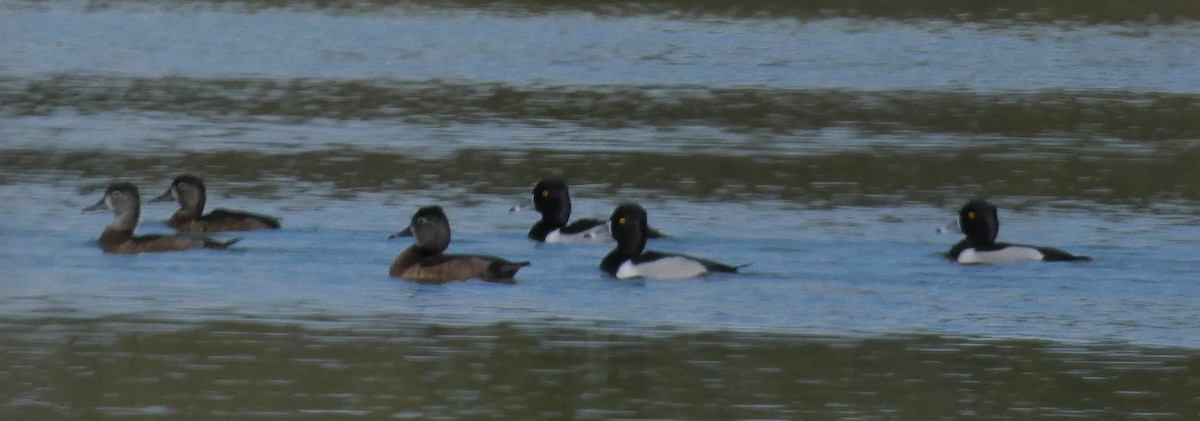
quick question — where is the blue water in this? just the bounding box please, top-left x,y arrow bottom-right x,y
4,4 -> 1200,91
4,181 -> 1198,348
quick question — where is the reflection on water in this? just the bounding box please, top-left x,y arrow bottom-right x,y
42,0 -> 1200,23
5,76 -> 1200,141
4,146 -> 1200,208
2,317 -> 1197,420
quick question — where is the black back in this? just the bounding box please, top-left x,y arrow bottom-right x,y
527,178 -> 666,241
948,199 -> 1091,262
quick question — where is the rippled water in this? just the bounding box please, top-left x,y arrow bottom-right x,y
2,0 -> 1199,419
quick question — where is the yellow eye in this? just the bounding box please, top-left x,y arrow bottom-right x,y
541,190 -> 548,198
618,217 -> 626,225
967,211 -> 976,220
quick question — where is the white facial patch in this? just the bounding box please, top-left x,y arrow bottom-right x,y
957,246 -> 1044,264
616,257 -> 708,279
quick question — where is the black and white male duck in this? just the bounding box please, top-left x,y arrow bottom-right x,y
518,178 -> 664,242
150,174 -> 280,232
84,182 -> 239,253
945,199 -> 1091,264
390,205 -> 529,283
600,203 -> 741,279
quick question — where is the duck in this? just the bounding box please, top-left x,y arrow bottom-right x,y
390,205 -> 529,283
600,203 -> 741,279
519,178 -> 664,242
83,182 -> 240,253
945,199 -> 1091,264
150,174 -> 280,232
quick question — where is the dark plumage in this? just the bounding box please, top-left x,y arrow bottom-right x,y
84,183 -> 239,254
150,174 -> 280,232
600,203 -> 740,279
525,178 -> 665,242
946,200 -> 1091,264
390,206 -> 528,283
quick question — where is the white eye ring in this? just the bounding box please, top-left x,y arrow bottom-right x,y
111,191 -> 123,198
177,184 -> 188,191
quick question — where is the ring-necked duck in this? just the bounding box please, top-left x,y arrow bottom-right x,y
390,205 -> 529,283
518,178 -> 664,242
945,200 -> 1091,264
601,203 -> 741,279
150,174 -> 280,232
84,182 -> 240,253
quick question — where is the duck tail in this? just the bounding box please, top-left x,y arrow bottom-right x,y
491,260 -> 530,279
722,263 -> 752,273
1039,247 -> 1091,262
207,237 -> 242,249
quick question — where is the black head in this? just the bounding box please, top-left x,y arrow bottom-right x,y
392,205 -> 452,253
152,174 -> 207,211
532,178 -> 572,226
608,203 -> 649,254
958,199 -> 1000,246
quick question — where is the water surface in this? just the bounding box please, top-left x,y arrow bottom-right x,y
2,0 -> 1199,418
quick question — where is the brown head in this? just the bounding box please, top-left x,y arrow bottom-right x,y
390,205 -> 452,254
151,174 -> 207,215
83,182 -> 142,231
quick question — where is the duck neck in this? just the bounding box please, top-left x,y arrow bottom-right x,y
615,236 -> 646,256
413,244 -> 443,257
99,213 -> 135,251
540,208 -> 570,229
528,221 -> 554,240
966,234 -> 995,248
609,247 -> 638,261
181,195 -> 205,216
390,246 -> 419,276
601,248 -> 634,276
109,207 -> 140,232
98,226 -> 133,250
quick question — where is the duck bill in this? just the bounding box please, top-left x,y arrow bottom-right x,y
148,188 -> 174,203
388,226 -> 414,239
82,197 -> 108,212
935,219 -> 961,234
508,197 -> 534,213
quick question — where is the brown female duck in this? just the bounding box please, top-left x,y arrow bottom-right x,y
150,174 -> 280,232
389,205 -> 528,283
84,182 -> 239,254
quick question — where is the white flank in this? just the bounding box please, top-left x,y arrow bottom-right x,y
616,257 -> 708,279
958,247 -> 1044,264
